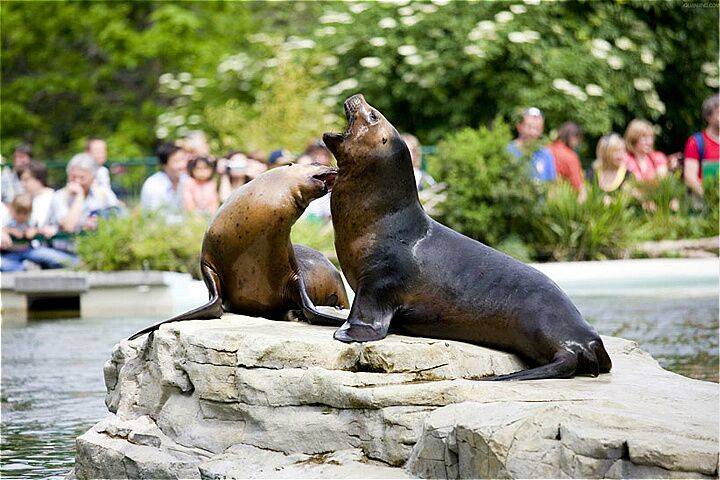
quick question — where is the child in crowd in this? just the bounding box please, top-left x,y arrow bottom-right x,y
0,194 -> 77,271
182,156 -> 219,214
2,194 -> 36,250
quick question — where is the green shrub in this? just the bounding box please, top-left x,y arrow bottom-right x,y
495,234 -> 535,263
532,183 -> 638,261
76,209 -> 208,276
632,173 -> 718,241
426,118 -> 540,247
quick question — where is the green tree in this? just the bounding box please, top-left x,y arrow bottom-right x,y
302,0 -> 717,154
1,1 -> 253,158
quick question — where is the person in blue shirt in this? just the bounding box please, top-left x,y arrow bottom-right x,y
507,107 -> 557,182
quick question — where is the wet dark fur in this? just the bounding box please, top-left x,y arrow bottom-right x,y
324,94 -> 612,380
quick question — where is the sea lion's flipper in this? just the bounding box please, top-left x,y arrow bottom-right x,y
333,291 -> 393,343
486,351 -> 579,381
297,274 -> 347,326
127,262 -> 224,340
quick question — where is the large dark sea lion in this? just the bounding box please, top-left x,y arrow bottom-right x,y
322,94 -> 611,380
129,164 -> 349,340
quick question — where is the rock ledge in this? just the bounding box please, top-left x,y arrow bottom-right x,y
75,315 -> 719,479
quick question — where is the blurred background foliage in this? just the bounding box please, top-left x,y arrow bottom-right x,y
3,0 -> 718,266
2,0 -> 717,161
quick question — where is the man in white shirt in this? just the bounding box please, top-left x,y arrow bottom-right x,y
140,142 -> 188,220
48,153 -> 121,234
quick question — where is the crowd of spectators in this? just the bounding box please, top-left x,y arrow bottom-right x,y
1,140 -> 120,271
1,94 -> 717,272
507,94 -> 719,203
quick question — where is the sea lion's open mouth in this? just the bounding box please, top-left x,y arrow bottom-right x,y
323,94 -> 365,153
312,169 -> 338,192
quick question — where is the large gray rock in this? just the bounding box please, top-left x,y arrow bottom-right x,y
76,314 -> 719,479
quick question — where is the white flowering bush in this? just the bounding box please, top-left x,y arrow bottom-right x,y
147,1 -> 716,156
295,0 -> 716,151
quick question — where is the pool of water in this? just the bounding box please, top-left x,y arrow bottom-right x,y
1,287 -> 718,478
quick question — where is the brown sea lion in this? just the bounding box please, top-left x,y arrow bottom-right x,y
128,164 -> 349,340
322,94 -> 612,380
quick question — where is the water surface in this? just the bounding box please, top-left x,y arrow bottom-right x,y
1,292 -> 717,478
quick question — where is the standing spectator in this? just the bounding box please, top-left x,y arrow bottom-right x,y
20,161 -> 55,232
178,130 -> 211,157
86,137 -> 111,190
297,139 -> 334,166
683,94 -> 719,196
48,153 -> 121,234
1,144 -> 33,203
297,140 -> 337,221
401,133 -> 437,191
624,119 -> 677,182
507,108 -> 557,182
549,122 -> 587,201
267,149 -> 294,168
217,152 -> 267,203
140,142 -> 188,218
182,156 -> 219,214
593,133 -> 629,193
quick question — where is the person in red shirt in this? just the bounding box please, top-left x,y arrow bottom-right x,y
549,122 -> 587,201
683,94 -> 719,197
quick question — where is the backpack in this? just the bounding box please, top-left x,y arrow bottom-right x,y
694,132 -> 705,162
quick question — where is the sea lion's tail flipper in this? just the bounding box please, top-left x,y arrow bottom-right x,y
297,275 -> 347,327
486,350 -> 579,381
127,262 -> 224,340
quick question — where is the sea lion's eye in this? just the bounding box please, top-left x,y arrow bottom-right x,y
382,137 -> 387,144
370,112 -> 378,122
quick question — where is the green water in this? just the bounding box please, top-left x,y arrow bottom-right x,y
1,294 -> 718,478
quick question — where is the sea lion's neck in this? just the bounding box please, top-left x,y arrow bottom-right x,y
335,150 -> 422,216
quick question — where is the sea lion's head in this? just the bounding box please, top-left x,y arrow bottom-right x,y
323,94 -> 407,168
279,163 -> 338,210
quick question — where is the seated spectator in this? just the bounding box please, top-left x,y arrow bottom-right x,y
140,142 -> 188,218
401,133 -> 437,191
684,94 -> 719,196
49,153 -> 121,235
1,144 -> 33,203
20,161 -> 55,233
624,119 -> 674,182
1,194 -> 77,271
549,122 -> 587,201
297,140 -> 334,166
183,156 -> 219,214
593,133 -> 629,193
2,194 -> 34,246
507,108 -> 557,182
86,137 -> 111,190
217,151 -> 267,203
